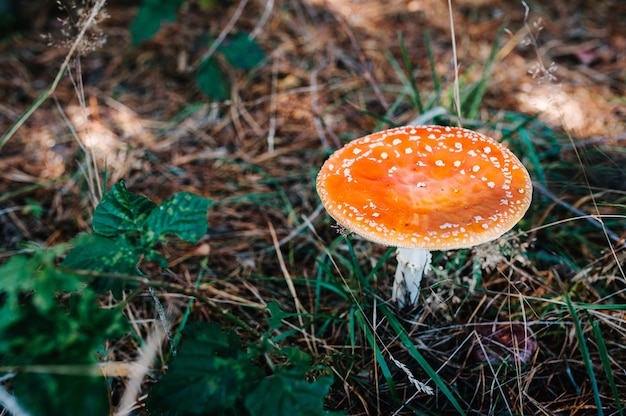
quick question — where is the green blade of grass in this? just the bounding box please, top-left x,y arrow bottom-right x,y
344,239 -> 398,400
398,32 -> 423,113
342,238 -> 466,414
591,319 -> 623,416
465,24 -> 506,119
518,127 -> 547,186
378,303 -> 467,415
564,292 -> 604,416
354,308 -> 397,400
171,259 -> 207,354
348,306 -> 356,351
423,29 -> 441,102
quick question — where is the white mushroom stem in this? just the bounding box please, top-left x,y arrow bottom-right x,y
392,247 -> 432,306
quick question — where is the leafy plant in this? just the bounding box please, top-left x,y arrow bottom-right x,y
130,1 -> 266,100
63,180 -> 211,296
147,321 -> 340,416
130,0 -> 186,45
0,181 -> 211,415
197,32 -> 267,100
0,245 -> 127,415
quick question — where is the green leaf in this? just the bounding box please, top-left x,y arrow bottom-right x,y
62,233 -> 143,296
267,300 -> 290,331
565,294 -> 604,416
4,291 -> 126,415
0,247 -> 126,416
0,250 -> 83,315
0,290 -> 126,366
14,373 -> 110,416
92,181 -> 156,237
218,32 -> 266,70
130,0 -> 186,45
245,371 -> 335,416
146,322 -> 261,415
143,192 -> 211,245
63,233 -> 142,276
197,57 -> 230,101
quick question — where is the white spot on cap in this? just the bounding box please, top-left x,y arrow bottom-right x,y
417,182 -> 426,188
484,146 -> 491,154
453,160 -> 461,167
472,165 -> 481,172
405,147 -> 413,154
487,182 -> 495,188
435,160 -> 445,167
425,144 -> 433,152
392,138 -> 402,146
380,152 -> 388,160
353,148 -> 362,155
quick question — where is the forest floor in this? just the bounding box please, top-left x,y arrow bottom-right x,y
1,0 -> 625,414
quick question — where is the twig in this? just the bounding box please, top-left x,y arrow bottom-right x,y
267,58 -> 278,152
199,0 -> 249,65
249,0 -> 274,40
533,181 -> 622,244
562,133 -> 626,150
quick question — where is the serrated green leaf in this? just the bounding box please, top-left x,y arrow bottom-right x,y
0,251 -> 83,315
0,255 -> 37,304
245,371 -> 335,416
218,32 -> 266,70
92,181 -> 156,237
6,291 -> 126,416
62,233 -> 143,296
143,192 -> 211,245
146,322 -> 261,415
14,373 -> 110,416
63,233 -> 142,275
130,0 -> 185,45
197,57 -> 230,101
0,290 -> 126,365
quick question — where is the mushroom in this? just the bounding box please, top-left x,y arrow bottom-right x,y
316,125 -> 532,306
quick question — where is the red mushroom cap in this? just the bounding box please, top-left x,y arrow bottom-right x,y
316,125 -> 533,250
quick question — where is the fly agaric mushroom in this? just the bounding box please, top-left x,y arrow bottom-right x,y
316,125 -> 532,306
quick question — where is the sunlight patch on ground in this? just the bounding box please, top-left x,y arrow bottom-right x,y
515,82 -> 624,136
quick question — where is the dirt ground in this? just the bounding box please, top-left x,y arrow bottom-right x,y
1,0 -> 625,414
